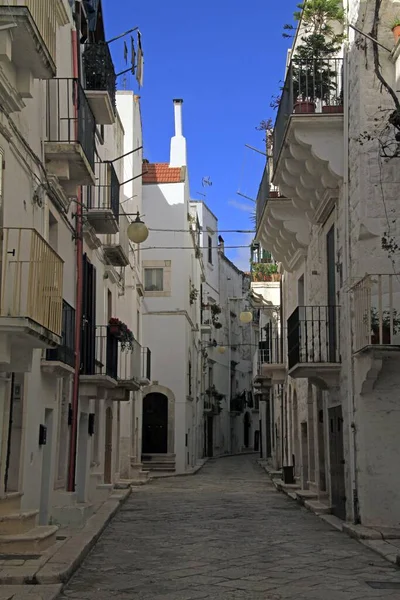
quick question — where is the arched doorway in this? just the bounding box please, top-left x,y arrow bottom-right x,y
243,412 -> 251,448
142,393 -> 168,454
104,407 -> 113,484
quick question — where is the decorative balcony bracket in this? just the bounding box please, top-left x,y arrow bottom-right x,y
260,363 -> 287,385
272,116 -> 343,227
288,364 -> 341,390
258,198 -> 310,272
354,348 -> 400,395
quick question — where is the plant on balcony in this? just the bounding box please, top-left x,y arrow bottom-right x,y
190,284 -> 199,305
108,317 -> 134,351
285,0 -> 344,113
205,385 -> 224,414
391,17 -> 400,43
368,308 -> 400,345
210,303 -> 223,329
251,262 -> 280,282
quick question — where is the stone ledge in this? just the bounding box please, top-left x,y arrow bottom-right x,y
342,523 -> 383,540
0,488 -> 131,588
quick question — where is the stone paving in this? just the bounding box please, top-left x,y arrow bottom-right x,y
58,455 -> 400,599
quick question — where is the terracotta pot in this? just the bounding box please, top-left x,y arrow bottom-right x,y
294,101 -> 315,114
393,25 -> 400,43
322,105 -> 344,114
270,273 -> 281,281
269,191 -> 279,198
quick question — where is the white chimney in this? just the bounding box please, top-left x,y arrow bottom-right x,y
170,98 -> 187,167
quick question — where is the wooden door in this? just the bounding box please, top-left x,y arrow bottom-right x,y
329,405 -> 346,520
104,407 -> 113,484
206,416 -> 213,458
142,394 -> 168,454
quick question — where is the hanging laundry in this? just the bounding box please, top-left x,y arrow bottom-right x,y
124,40 -> 128,64
136,30 -> 144,88
130,35 -> 136,75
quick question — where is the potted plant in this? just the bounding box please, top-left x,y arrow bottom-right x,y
108,318 -> 135,351
251,261 -> 280,282
189,284 -> 199,305
369,308 -> 400,345
391,17 -> 400,43
287,0 -> 344,114
210,303 -> 223,328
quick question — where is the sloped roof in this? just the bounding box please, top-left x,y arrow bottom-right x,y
142,162 -> 185,184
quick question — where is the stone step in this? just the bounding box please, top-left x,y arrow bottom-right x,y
0,493 -> 23,516
295,489 -> 318,505
0,525 -> 58,555
142,454 -> 176,462
0,510 -> 38,535
142,464 -> 175,472
304,500 -> 332,515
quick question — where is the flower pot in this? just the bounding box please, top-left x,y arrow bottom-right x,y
109,324 -> 122,338
322,105 -> 343,114
270,273 -> 281,281
393,25 -> 400,43
269,191 -> 279,198
293,101 -> 315,114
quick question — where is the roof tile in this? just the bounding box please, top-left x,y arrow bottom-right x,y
142,162 -> 184,184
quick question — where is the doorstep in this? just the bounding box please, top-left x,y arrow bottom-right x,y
258,462 -> 400,568
0,488 -> 131,588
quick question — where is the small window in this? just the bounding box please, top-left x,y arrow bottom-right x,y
208,235 -> 213,264
188,361 -> 192,396
144,268 -> 164,291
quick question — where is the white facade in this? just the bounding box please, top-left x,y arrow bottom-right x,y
256,0 -> 400,527
0,0 -> 150,551
141,100 -> 203,475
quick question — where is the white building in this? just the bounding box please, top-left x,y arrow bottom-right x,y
0,0 -> 149,552
141,99 -> 203,475
255,0 -> 400,527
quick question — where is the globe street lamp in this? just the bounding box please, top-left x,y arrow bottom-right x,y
127,212 -> 149,244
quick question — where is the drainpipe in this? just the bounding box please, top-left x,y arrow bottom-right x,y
67,26 -> 84,493
342,4 -> 359,523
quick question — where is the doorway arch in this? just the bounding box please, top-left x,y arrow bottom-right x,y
244,412 -> 251,448
142,385 -> 175,454
142,393 -> 169,454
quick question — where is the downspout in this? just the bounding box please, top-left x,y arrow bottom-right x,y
67,26 -> 84,492
343,3 -> 359,523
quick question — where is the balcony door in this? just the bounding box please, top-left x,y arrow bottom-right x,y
326,225 -> 337,362
81,254 -> 96,374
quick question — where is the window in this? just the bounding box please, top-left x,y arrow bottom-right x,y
208,235 -> 213,264
49,211 -> 58,252
188,361 -> 192,396
144,268 -> 163,291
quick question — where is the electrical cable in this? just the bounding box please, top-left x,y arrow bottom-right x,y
140,245 -> 251,251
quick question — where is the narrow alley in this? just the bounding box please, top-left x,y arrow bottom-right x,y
58,455 -> 400,600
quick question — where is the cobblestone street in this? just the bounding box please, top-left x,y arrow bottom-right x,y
59,455 -> 400,599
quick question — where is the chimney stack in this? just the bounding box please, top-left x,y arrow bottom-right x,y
170,99 -> 187,167
218,235 -> 225,255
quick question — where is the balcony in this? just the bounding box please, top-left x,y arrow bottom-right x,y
45,78 -> 96,190
103,211 -> 129,267
42,299 -> 75,376
0,1 -> 69,111
260,58 -> 344,269
116,339 -> 142,395
287,305 -> 341,389
201,306 -> 212,333
0,228 -> 63,370
80,325 -> 118,395
83,42 -> 116,125
86,161 -> 120,235
351,274 -> 400,394
256,322 -> 286,385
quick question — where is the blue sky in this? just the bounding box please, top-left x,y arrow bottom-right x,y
102,1 -> 295,270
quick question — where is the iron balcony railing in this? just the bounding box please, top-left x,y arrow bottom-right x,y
273,57 -> 344,166
352,274 -> 400,352
83,42 -> 116,112
118,338 -> 141,382
87,161 -> 120,222
0,227 -> 63,336
81,325 -> 118,379
256,163 -> 270,231
141,347 -> 151,381
46,300 -> 75,366
6,0 -> 64,66
287,305 -> 340,370
259,321 -> 284,368
46,78 -> 96,172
